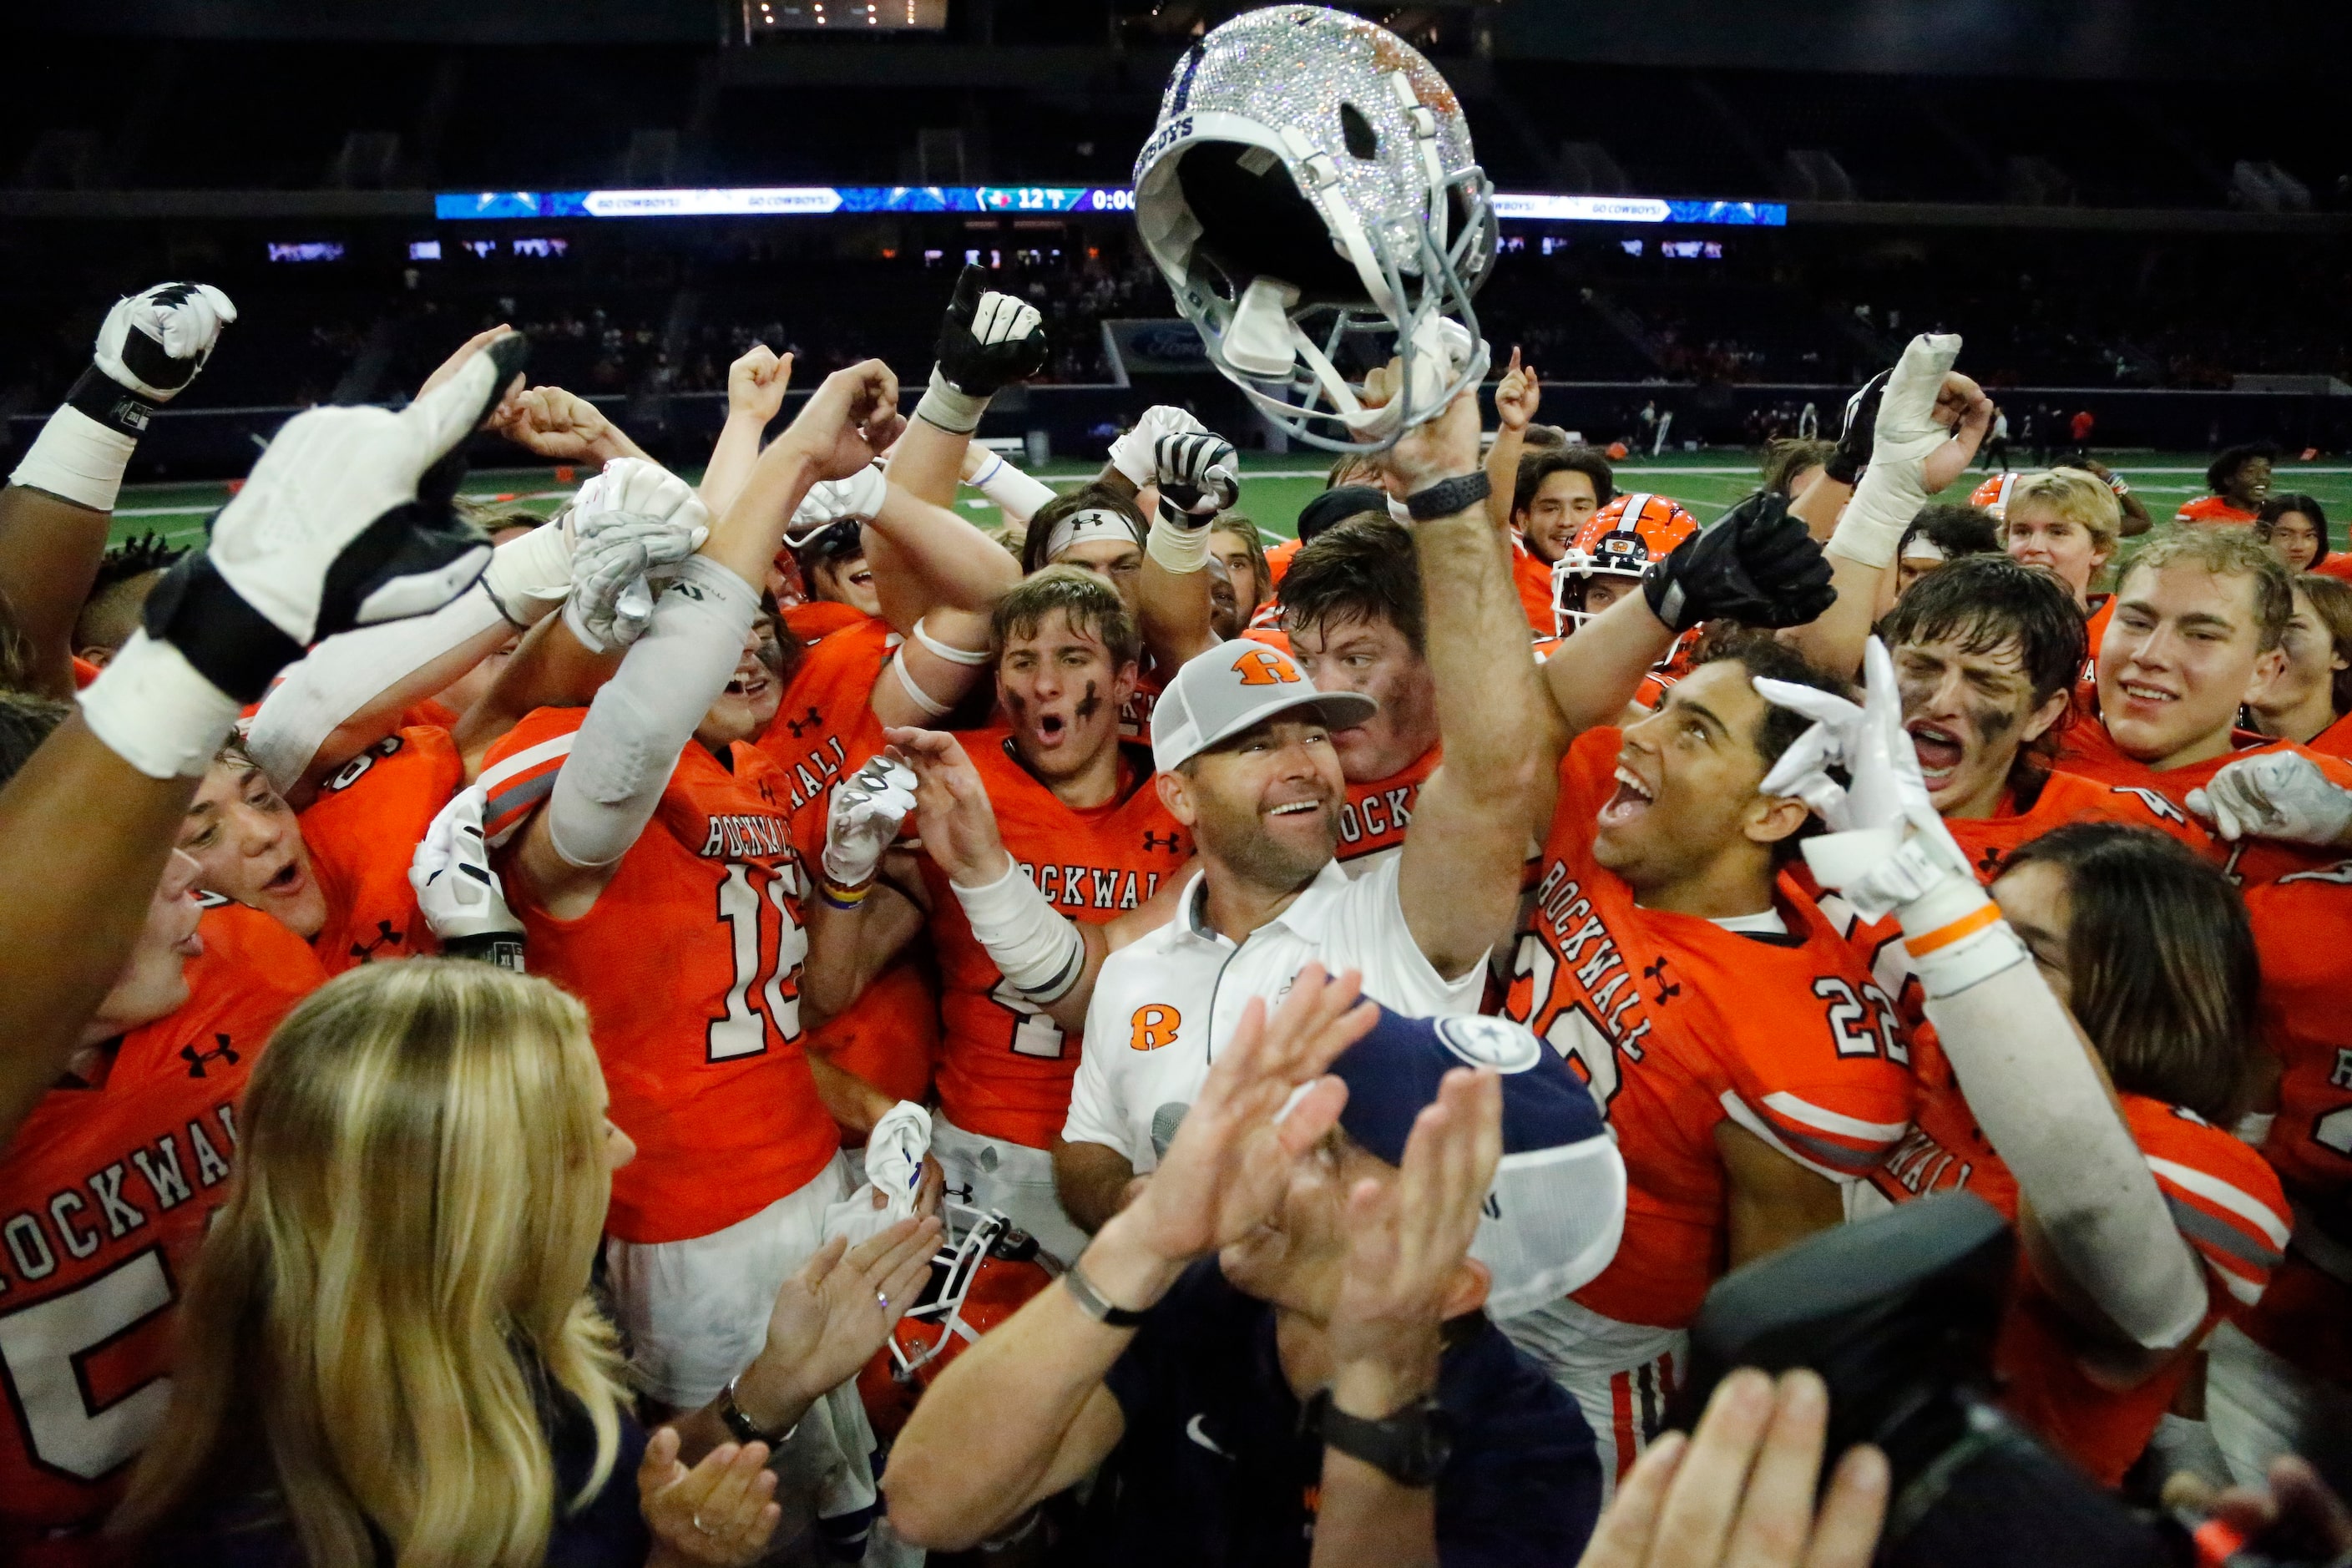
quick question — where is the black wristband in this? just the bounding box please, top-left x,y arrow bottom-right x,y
1404,471 -> 1490,522
66,367 -> 162,440
440,932 -> 526,971
1302,1388 -> 1454,1488
720,1374 -> 797,1447
141,552 -> 304,704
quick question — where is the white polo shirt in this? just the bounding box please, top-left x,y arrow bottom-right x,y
1061,852 -> 1486,1171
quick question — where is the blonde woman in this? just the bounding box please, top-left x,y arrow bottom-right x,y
115,960 -> 938,1568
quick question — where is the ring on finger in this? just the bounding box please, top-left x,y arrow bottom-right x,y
693,1513 -> 713,1535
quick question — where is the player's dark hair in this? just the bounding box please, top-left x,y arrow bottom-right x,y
1882,554 -> 2086,714
1281,516 -> 1424,657
1760,438 -> 1836,498
0,691 -> 68,791
2258,493 -> 2330,570
2206,442 -> 2278,497
90,531 -> 187,594
1021,484 -> 1146,576
76,531 -> 190,660
991,564 -> 1142,672
1512,447 -> 1616,520
1895,504 -> 2001,572
2000,823 -> 2254,1124
1521,422 -> 1571,453
2292,572 -> 2352,720
1692,629 -> 1849,867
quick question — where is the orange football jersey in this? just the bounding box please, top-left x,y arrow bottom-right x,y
2175,494 -> 2259,527
1262,535 -> 1302,589
1512,534 -> 1556,637
2304,711 -> 2352,761
2054,725 -> 2352,885
755,617 -> 940,1113
298,724 -> 465,973
923,730 -> 1190,1146
481,708 -> 838,1244
1336,742 -> 1442,871
2314,554 -> 2352,586
757,617 -> 897,857
2237,864 -> 2352,1383
783,599 -> 877,644
1120,656 -> 1165,744
1869,1085 -> 2288,1485
1505,729 -> 1919,1330
2071,595 -> 2114,717
0,904 -> 321,1564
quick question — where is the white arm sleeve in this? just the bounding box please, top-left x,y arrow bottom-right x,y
544,557 -> 757,870
966,452 -> 1058,526
1922,954 -> 2208,1350
246,582 -> 506,793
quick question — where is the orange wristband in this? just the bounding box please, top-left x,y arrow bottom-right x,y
1904,900 -> 2001,958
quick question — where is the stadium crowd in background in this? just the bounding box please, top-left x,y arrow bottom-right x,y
4,9 -> 2352,1568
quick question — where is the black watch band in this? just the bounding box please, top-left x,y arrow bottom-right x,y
1063,1254 -> 1151,1328
1302,1388 -> 1453,1488
1404,471 -> 1490,522
720,1374 -> 797,1448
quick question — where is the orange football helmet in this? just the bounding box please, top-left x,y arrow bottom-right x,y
857,1205 -> 1057,1440
1969,471 -> 2021,519
1552,492 -> 1699,639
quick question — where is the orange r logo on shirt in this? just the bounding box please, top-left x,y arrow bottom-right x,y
1231,648 -> 1302,685
1130,1004 -> 1183,1051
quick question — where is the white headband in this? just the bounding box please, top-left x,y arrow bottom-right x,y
1044,507 -> 1140,563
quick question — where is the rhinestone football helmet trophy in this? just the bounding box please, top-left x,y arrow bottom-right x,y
1133,5 -> 1497,451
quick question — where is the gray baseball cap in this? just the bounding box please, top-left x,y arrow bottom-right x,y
1151,639 -> 1378,774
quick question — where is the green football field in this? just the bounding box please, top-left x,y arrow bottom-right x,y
106,450 -> 2352,554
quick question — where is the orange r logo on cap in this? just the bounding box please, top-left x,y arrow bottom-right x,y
1129,1004 -> 1183,1050
1232,648 -> 1302,685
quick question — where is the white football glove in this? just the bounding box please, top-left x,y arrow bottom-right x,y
92,281 -> 239,404
408,787 -> 526,967
821,753 -> 918,888
2187,750 -> 2352,845
1832,333 -> 1960,568
560,458 -> 711,653
83,333 -> 528,779
1753,636 -> 1975,922
787,463 -> 888,547
1108,404 -> 1207,488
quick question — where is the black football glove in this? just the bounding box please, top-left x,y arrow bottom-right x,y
1823,367 -> 1890,486
1642,491 -> 1836,634
933,265 -> 1046,400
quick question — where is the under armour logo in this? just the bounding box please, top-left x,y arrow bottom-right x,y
1141,831 -> 1182,853
180,1034 -> 240,1079
350,921 -> 405,964
1975,843 -> 2006,877
782,706 -> 825,739
755,775 -> 777,805
1644,956 -> 1680,1005
942,1182 -> 976,1205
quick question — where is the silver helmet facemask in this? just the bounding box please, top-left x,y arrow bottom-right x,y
1134,7 -> 1497,452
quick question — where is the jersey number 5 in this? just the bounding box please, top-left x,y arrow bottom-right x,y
0,1247 -> 176,1482
710,861 -> 809,1061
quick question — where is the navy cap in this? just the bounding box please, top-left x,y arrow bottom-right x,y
1327,1007 -> 1626,1319
1297,484 -> 1389,544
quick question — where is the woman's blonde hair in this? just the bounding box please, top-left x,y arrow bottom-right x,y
117,960 -> 630,1568
2003,468 -> 2123,559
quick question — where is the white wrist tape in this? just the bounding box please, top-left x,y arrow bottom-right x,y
479,519 -> 575,627
967,453 -> 1058,525
912,617 -> 992,667
1826,470 -> 1919,570
914,367 -> 989,435
10,405 -> 137,513
890,645 -> 953,718
1920,945 -> 2209,1351
78,630 -> 244,780
952,860 -> 1088,1004
1146,508 -> 1212,574
1894,875 -> 2031,1000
